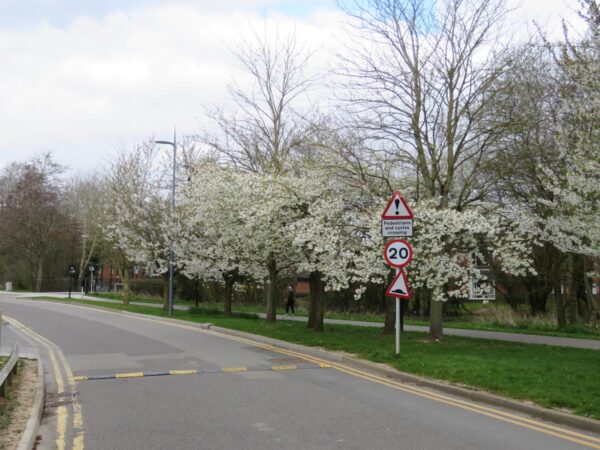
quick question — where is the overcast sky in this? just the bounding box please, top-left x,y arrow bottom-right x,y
0,0 -> 585,174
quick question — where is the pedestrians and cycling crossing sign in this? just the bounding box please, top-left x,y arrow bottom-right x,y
381,191 -> 414,237
386,270 -> 410,299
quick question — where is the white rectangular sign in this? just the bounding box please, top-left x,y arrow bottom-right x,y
468,271 -> 496,301
381,219 -> 413,237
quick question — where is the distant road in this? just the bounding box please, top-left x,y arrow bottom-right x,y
1,294 -> 598,450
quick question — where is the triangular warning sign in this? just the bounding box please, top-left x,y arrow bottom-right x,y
386,270 -> 411,299
381,192 -> 414,220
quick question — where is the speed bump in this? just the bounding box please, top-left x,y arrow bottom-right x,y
72,362 -> 331,382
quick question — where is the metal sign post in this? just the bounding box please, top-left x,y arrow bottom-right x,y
88,265 -> 95,295
68,264 -> 76,299
381,192 -> 414,356
396,297 -> 400,354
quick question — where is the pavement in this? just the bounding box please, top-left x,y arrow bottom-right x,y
9,291 -> 600,350
0,293 -> 599,450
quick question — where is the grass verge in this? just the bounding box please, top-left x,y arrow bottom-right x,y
0,361 -> 21,438
33,296 -> 600,420
88,292 -> 600,340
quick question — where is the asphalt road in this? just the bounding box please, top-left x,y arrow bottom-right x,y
1,294 -> 599,450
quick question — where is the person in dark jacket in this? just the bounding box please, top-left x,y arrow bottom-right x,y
285,285 -> 295,316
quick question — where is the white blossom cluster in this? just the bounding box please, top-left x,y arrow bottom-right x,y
167,157 -> 535,302
408,201 -> 536,302
104,144 -> 173,277
538,19 -> 600,258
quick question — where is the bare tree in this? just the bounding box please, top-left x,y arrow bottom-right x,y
64,174 -> 106,288
200,27 -> 317,174
339,0 -> 512,339
198,26 -> 320,322
0,154 -> 70,291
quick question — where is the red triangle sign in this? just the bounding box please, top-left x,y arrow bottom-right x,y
386,270 -> 411,299
381,192 -> 414,220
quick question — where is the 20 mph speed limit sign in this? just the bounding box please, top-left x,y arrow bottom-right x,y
383,239 -> 413,268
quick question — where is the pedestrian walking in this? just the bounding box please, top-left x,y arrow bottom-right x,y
285,285 -> 295,316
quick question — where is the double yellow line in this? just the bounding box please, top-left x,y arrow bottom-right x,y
6,315 -> 84,450
198,327 -> 600,449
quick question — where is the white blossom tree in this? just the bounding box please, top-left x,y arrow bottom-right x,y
338,0 -> 515,339
290,155 -> 389,331
177,163 -> 252,316
104,143 -> 173,310
539,0 -> 600,324
200,27 -> 317,175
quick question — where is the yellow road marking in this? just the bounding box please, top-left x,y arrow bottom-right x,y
169,369 -> 198,376
272,365 -> 297,371
73,433 -> 85,450
116,372 -> 145,378
6,318 -> 69,449
260,345 -> 600,449
6,315 -> 85,449
222,367 -> 248,373
55,406 -> 68,450
20,321 -> 86,448
23,298 -> 600,448
195,328 -> 600,449
47,345 -> 65,393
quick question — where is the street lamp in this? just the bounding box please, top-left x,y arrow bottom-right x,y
154,129 -> 176,316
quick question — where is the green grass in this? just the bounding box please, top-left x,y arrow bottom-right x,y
85,292 -> 600,340
32,296 -> 600,419
89,292 -> 167,305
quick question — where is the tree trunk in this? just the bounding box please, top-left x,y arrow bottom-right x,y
118,266 -> 131,305
412,288 -> 421,317
307,275 -> 317,330
554,280 -> 566,328
568,255 -> 578,325
583,257 -> 597,327
429,298 -> 444,341
309,271 -> 326,332
162,273 -> 169,312
35,257 -> 43,292
528,283 -> 550,315
383,298 -> 395,335
223,274 -> 235,317
266,254 -> 277,322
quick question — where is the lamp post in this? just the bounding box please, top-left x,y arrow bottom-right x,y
154,129 -> 176,316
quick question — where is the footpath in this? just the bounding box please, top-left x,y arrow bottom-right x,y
7,291 -> 600,350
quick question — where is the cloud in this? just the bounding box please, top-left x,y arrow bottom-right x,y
0,0 -> 588,172
0,3 -> 345,171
